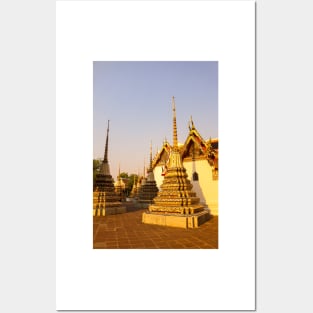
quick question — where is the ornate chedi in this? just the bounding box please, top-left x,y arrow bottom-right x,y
137,143 -> 159,208
151,120 -> 219,215
142,97 -> 210,228
93,121 -> 126,216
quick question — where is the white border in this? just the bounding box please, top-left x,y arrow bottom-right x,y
56,1 -> 255,310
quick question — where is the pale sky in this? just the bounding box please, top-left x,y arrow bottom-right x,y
93,61 -> 218,180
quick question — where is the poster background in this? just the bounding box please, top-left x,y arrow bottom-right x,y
2,0 -> 313,312
56,1 -> 255,310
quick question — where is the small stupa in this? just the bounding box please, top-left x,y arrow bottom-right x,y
142,97 -> 210,228
114,163 -> 126,202
137,143 -> 159,208
129,175 -> 138,199
140,160 -> 147,187
93,120 -> 126,216
136,170 -> 143,191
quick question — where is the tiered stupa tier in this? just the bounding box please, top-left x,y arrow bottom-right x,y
137,143 -> 159,208
93,121 -> 126,216
142,97 -> 210,228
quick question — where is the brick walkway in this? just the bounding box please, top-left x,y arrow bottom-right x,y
93,203 -> 218,249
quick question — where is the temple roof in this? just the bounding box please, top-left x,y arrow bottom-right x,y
152,120 -> 218,169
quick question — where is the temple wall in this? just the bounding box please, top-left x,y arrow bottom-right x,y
154,165 -> 164,188
153,160 -> 218,215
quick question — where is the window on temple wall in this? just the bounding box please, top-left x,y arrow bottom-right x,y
193,172 -> 199,181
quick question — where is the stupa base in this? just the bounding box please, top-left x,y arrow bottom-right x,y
93,206 -> 126,217
142,208 -> 210,229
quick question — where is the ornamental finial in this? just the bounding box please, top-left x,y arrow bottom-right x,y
172,96 -> 178,149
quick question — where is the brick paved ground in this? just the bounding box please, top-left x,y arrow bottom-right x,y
93,202 -> 218,249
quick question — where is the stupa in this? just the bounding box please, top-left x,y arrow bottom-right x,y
136,171 -> 143,191
137,143 -> 159,208
129,175 -> 138,199
142,97 -> 210,228
93,120 -> 126,216
140,160 -> 147,187
114,164 -> 126,202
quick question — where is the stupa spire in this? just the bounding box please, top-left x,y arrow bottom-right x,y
168,97 -> 183,168
172,96 -> 178,150
103,120 -> 110,162
149,141 -> 153,170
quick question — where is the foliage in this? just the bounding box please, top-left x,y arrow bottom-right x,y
93,159 -> 101,187
119,172 -> 129,178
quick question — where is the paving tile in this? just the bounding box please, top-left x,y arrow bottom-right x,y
93,203 -> 218,249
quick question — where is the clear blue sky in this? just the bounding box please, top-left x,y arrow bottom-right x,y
93,61 -> 218,180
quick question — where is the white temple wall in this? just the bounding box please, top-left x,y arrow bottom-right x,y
153,165 -> 164,188
153,160 -> 218,215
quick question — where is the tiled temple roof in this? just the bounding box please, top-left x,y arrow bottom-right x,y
152,121 -> 218,169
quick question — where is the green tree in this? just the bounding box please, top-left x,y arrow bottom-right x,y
93,159 -> 101,188
119,172 -> 128,179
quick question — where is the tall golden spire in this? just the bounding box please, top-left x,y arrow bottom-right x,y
168,97 -> 183,168
103,120 -> 110,162
172,96 -> 178,150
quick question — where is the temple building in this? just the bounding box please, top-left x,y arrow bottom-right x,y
93,121 -> 126,216
137,143 -> 159,208
152,118 -> 218,216
142,97 -> 211,228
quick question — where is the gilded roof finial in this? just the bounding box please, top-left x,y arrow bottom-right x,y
103,120 -> 110,162
172,96 -> 178,150
190,115 -> 194,129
